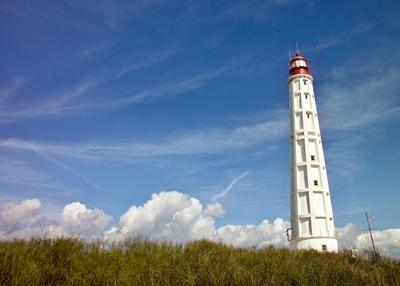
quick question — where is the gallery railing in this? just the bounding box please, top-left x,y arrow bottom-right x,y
288,230 -> 338,241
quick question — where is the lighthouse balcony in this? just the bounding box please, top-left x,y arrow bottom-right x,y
288,230 -> 338,241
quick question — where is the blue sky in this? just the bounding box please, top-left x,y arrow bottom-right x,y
1,0 -> 400,254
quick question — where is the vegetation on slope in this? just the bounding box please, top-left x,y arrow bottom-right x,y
1,236 -> 399,285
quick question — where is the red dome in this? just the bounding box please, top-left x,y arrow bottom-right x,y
288,52 -> 311,77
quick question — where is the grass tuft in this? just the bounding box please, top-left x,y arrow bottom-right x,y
0,236 -> 399,285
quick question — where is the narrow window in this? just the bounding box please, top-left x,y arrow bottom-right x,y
305,94 -> 308,99
322,244 -> 327,251
303,80 -> 307,85
307,113 -> 310,119
311,155 -> 315,161
313,180 -> 318,186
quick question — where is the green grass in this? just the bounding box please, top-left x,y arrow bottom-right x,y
1,236 -> 399,285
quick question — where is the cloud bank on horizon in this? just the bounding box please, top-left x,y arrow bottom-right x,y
1,192 -> 399,259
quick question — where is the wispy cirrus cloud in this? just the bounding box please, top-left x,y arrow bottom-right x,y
0,53 -> 244,122
0,49 -> 174,120
0,158 -> 69,191
224,0 -> 306,21
0,109 -> 287,161
0,77 -> 26,103
319,56 -> 400,132
117,58 -> 242,106
29,145 -> 105,192
316,53 -> 400,178
212,170 -> 251,202
303,38 -> 347,53
0,139 -> 105,192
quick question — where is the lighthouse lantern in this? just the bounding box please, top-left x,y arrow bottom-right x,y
288,52 -> 310,77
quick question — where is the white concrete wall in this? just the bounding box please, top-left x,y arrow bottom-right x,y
291,237 -> 338,252
288,74 -> 338,252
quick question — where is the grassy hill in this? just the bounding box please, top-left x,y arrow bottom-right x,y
1,236 -> 399,285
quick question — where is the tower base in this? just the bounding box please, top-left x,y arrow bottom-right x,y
290,237 -> 338,252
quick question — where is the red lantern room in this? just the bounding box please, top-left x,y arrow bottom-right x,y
288,51 -> 311,77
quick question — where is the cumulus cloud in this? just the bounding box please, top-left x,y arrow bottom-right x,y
1,192 -> 399,258
0,199 -> 111,241
0,199 -> 41,234
103,191 -> 290,248
204,203 -> 225,218
52,202 -> 112,239
215,218 -> 290,248
337,223 -> 400,259
103,191 -> 220,243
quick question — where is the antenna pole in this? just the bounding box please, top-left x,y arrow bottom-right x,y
365,212 -> 377,255
296,42 -> 299,53
289,50 -> 291,61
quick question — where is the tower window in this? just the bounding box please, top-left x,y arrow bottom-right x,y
311,155 -> 315,161
313,180 -> 318,186
322,244 -> 327,251
303,80 -> 307,85
306,113 -> 310,118
305,94 -> 308,99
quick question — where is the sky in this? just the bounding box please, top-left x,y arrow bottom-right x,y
1,0 -> 400,257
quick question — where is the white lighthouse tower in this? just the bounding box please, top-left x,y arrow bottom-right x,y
287,50 -> 338,252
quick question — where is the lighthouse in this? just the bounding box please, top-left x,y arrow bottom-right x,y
287,50 -> 338,252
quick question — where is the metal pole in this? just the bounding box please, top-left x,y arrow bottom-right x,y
365,212 -> 377,255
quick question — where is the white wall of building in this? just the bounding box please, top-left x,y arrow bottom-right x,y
288,74 -> 338,252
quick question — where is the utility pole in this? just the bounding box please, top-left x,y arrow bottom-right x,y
365,212 -> 376,256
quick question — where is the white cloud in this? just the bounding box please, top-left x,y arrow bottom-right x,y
27,143 -> 105,192
212,170 -> 251,202
0,199 -> 41,234
1,192 -> 399,258
337,223 -> 363,249
0,158 -> 69,190
103,191 -> 217,243
214,218 -> 290,248
0,140 -> 104,192
0,199 -> 111,241
319,57 -> 400,132
0,54 -> 242,121
0,47 -> 178,120
358,229 -> 400,258
0,110 -> 286,160
53,202 -> 112,239
204,203 -> 225,218
0,77 -> 26,103
225,0 -> 305,22
337,223 -> 400,259
316,54 -> 400,178
304,38 -> 347,53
